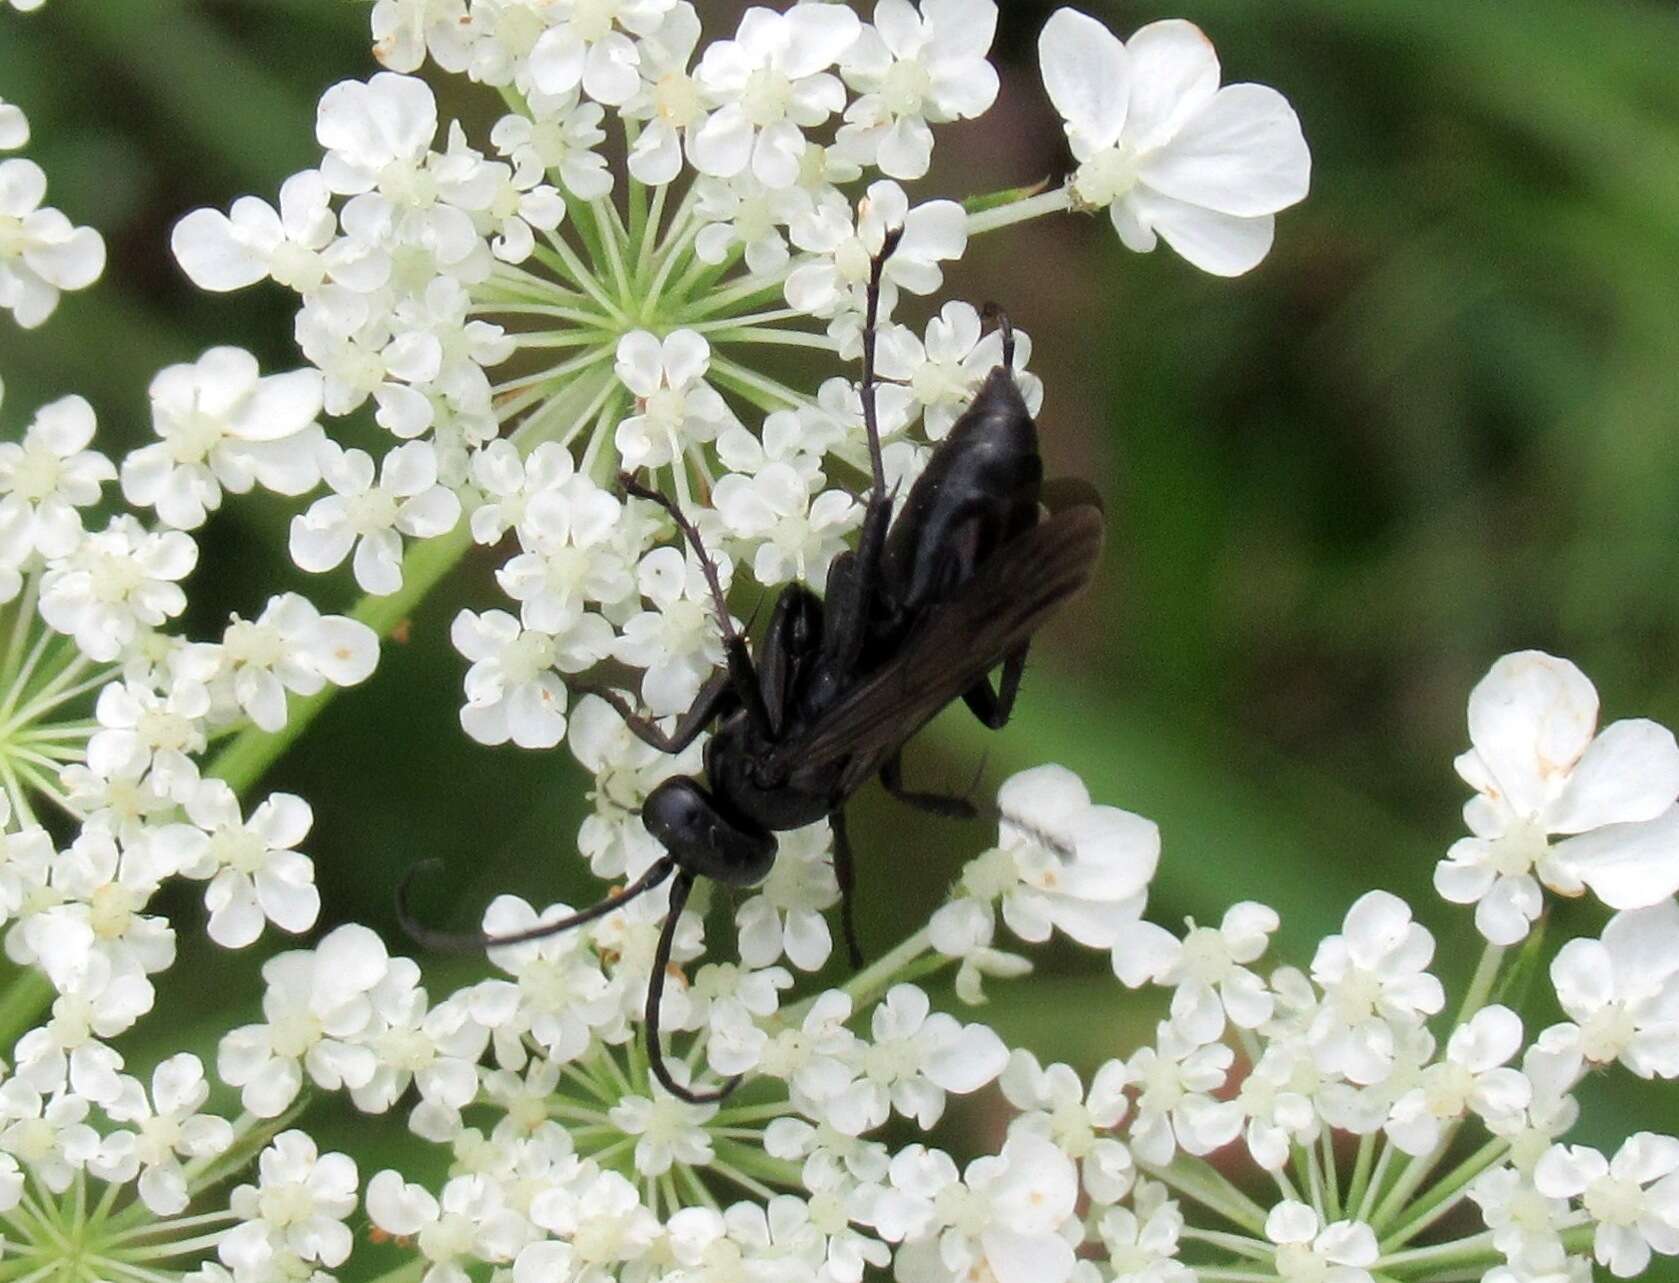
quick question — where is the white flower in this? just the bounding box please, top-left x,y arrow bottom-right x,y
1038,10 -> 1310,275
452,608 -> 611,748
366,1170 -> 530,1283
713,462 -> 859,589
1308,890 -> 1445,1084
1385,1004 -> 1531,1155
1093,1181 -> 1193,1282
1112,901 -> 1278,1041
876,301 -> 1042,441
490,98 -> 614,200
989,764 -> 1160,949
692,171 -> 811,274
608,1091 -> 718,1176
499,472 -> 635,625
0,1083 -> 100,1193
39,514 -> 197,661
1234,1039 -> 1324,1171
217,925 -> 391,1116
290,440 -> 461,594
1123,1020 -> 1242,1164
735,821 -> 840,971
837,0 -> 1000,180
872,1134 -> 1079,1283
171,170 -> 376,295
0,393 -> 114,561
214,592 -> 380,733
165,779 -> 320,948
1436,650 -> 1679,941
528,0 -> 677,107
316,72 -> 438,196
469,894 -> 614,1066
621,5 -> 707,185
93,1055 -> 234,1215
1000,1051 -> 1132,1202
690,4 -> 862,189
1541,899 -> 1679,1078
86,674 -> 209,790
123,348 -> 325,529
786,180 -> 967,321
0,157 -> 106,326
825,983 -> 1006,1135
1264,1202 -> 1378,1283
222,1131 -> 359,1275
1535,1134 -> 1679,1278
523,1167 -> 660,1277
613,328 -> 738,471
613,545 -> 732,717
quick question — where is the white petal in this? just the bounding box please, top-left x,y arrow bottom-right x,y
1547,718 -> 1679,833
1038,9 -> 1131,148
1139,83 -> 1310,217
1554,807 -> 1679,910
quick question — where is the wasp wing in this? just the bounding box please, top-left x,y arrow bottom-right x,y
769,503 -> 1104,798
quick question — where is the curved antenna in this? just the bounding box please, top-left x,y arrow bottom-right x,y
398,858 -> 677,954
981,301 -> 1016,370
645,869 -> 743,1105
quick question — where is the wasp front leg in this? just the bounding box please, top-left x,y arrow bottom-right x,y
960,643 -> 1028,730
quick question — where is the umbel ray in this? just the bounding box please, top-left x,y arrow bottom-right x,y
402,228 -> 1105,1103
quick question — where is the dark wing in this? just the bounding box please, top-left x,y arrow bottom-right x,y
767,502 -> 1104,797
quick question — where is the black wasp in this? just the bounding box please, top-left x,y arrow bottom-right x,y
404,228 -> 1104,1103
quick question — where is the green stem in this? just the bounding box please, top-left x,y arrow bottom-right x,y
1380,1137 -> 1509,1251
1139,1158 -> 1270,1237
965,185 -> 1074,235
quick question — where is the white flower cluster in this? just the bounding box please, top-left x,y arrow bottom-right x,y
167,0 -> 1305,771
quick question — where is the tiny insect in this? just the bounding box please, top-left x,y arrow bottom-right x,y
403,228 -> 1104,1102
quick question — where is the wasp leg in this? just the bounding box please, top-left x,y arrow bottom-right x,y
819,236 -> 903,679
645,869 -> 742,1104
618,472 -> 775,738
879,749 -> 982,821
830,807 -> 864,969
572,667 -> 736,755
960,644 -> 1028,731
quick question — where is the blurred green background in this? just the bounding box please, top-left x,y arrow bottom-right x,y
4,0 -> 1678,1172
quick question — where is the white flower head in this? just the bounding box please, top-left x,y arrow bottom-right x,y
290,439 -> 461,594
838,0 -> 1001,180
39,515 -> 197,662
1542,899 -> 1679,1079
1264,1202 -> 1378,1283
1535,1134 -> 1679,1278
690,3 -> 863,189
1308,889 -> 1445,1085
1438,650 -> 1679,942
124,348 -> 325,529
0,392 -> 115,563
1038,10 -> 1310,275
613,328 -> 738,471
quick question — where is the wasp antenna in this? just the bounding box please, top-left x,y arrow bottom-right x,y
982,301 -> 1016,370
400,859 -> 678,954
618,470 -> 742,650
995,809 -> 1077,862
644,870 -> 743,1104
